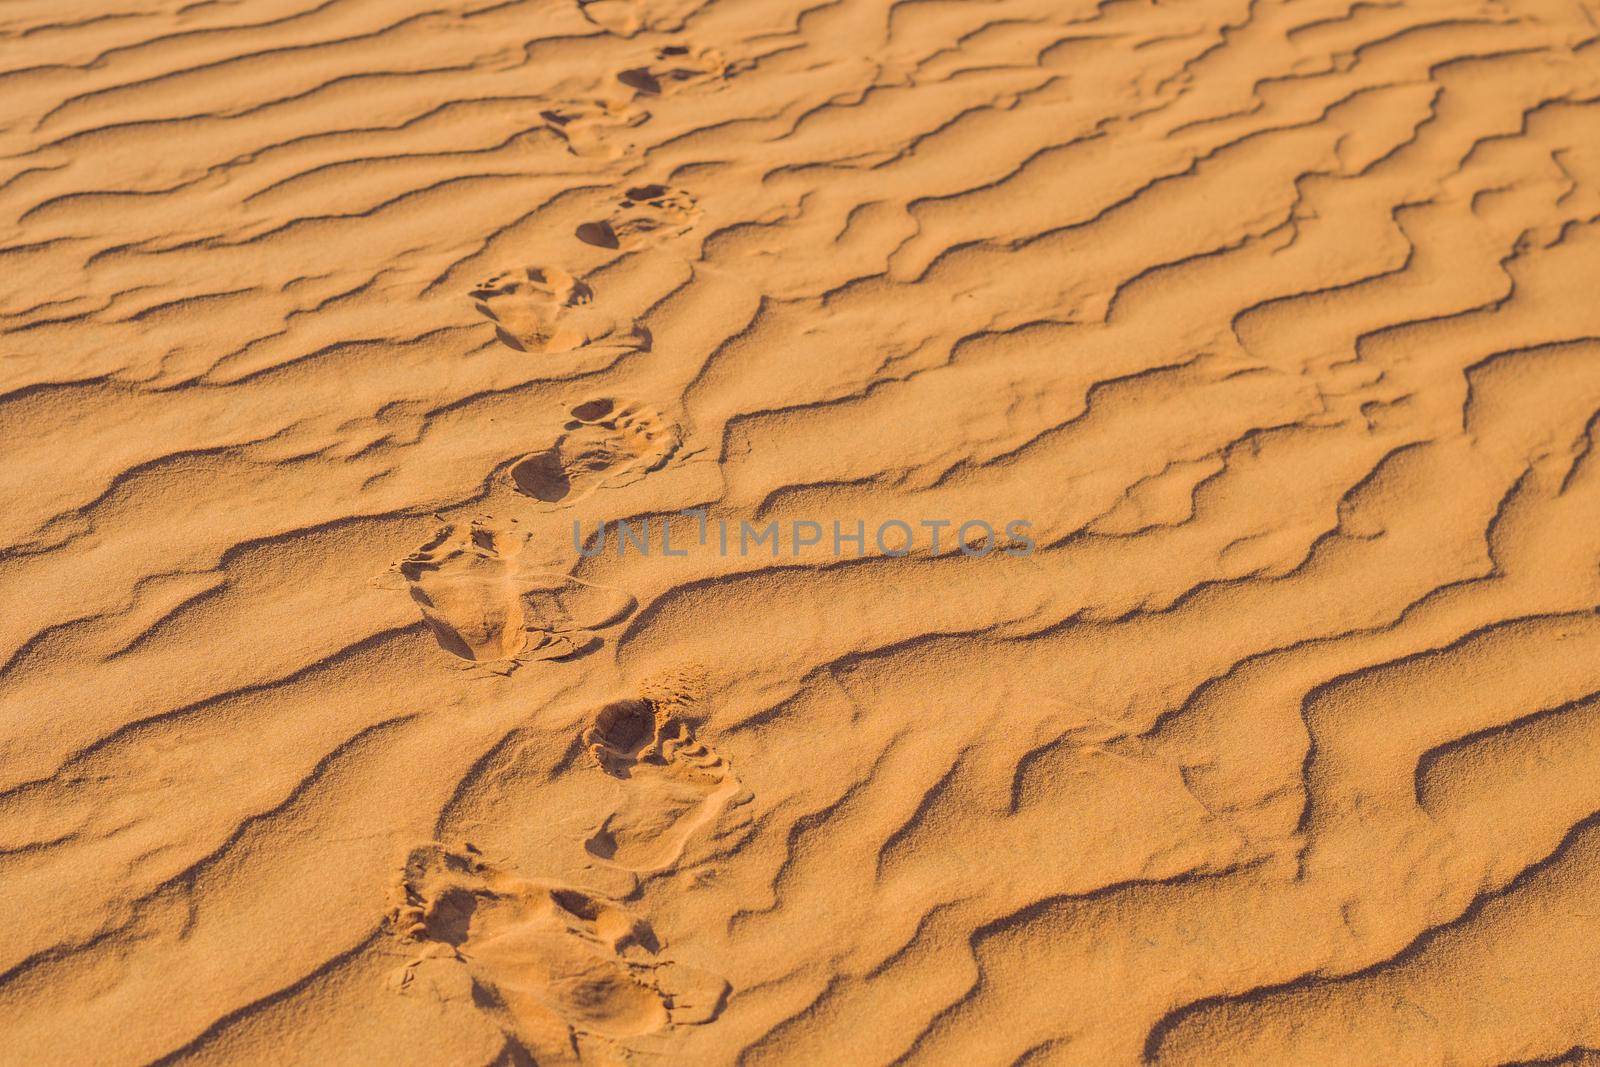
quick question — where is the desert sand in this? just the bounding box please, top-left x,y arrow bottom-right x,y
2,0 -> 1600,1063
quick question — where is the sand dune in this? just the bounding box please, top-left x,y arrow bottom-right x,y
3,0 -> 1600,1062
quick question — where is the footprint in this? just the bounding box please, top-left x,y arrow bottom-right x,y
398,523 -> 530,663
580,673 -> 747,873
469,266 -> 646,355
397,522 -> 634,665
469,266 -> 590,354
578,0 -> 642,36
616,44 -> 731,97
388,844 -> 727,1062
577,184 -> 700,250
508,398 -> 680,504
539,97 -> 648,158
578,0 -> 703,35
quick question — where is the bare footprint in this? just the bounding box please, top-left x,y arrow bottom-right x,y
389,844 -> 727,1062
579,0 -> 705,36
469,266 -> 589,354
470,266 -> 646,355
580,673 -> 747,873
397,522 -> 634,665
539,97 -> 648,158
398,523 -> 530,663
578,0 -> 643,36
508,398 -> 680,504
616,44 -> 731,97
578,184 -> 700,250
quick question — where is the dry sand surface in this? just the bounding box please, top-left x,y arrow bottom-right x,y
3,0 -> 1600,1063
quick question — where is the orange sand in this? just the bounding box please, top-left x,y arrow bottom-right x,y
3,0 -> 1600,1063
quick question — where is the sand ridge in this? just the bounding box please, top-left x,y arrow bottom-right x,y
3,0 -> 1600,1062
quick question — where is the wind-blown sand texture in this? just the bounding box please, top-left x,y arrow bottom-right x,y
3,0 -> 1600,1063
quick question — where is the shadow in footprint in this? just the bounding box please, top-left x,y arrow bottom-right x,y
572,398 -> 616,421
576,221 -> 621,249
508,451 -> 572,502
617,68 -> 664,95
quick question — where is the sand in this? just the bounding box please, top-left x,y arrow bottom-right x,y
2,0 -> 1600,1063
